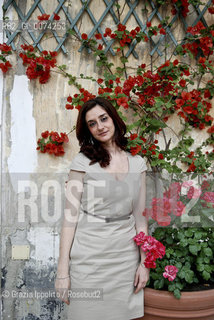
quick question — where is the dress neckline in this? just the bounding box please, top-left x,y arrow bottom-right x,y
98,151 -> 130,182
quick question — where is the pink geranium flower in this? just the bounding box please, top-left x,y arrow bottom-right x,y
201,192 -> 214,204
171,200 -> 186,216
187,186 -> 202,199
133,232 -> 166,269
163,265 -> 179,281
133,231 -> 147,246
182,180 -> 193,188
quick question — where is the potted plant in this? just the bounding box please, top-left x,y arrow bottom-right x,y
134,177 -> 214,320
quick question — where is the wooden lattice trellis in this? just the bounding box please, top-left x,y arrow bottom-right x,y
2,0 -> 212,58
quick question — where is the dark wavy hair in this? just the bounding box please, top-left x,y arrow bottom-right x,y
75,97 -> 128,167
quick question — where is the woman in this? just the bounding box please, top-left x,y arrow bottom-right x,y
55,97 -> 149,320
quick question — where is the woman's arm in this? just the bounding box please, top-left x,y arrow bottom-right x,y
55,169 -> 84,303
132,171 -> 149,293
133,171 -> 148,261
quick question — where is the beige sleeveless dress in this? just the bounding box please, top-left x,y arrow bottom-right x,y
66,151 -> 147,320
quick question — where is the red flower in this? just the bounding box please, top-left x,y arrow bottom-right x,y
187,151 -> 195,159
158,153 -> 164,160
187,162 -> 196,172
65,104 -> 74,110
130,145 -> 141,155
0,61 -> 12,73
95,33 -> 102,40
97,44 -> 103,50
130,30 -> 137,38
207,125 -> 214,134
75,105 -> 82,111
41,130 -> 49,139
60,132 -> 69,143
0,43 -> 12,53
204,89 -> 211,99
110,33 -> 116,39
104,28 -> 112,36
49,51 -> 57,57
160,28 -> 166,35
37,13 -> 50,21
183,106 -> 193,114
53,13 -> 60,20
97,78 -> 103,84
81,33 -> 88,40
114,86 -> 122,95
117,23 -> 126,31
199,57 -> 206,64
179,79 -> 186,87
208,7 -> 214,14
67,95 -> 72,103
130,133 -> 138,140
37,131 -> 68,156
117,96 -> 129,109
140,137 -> 147,143
147,21 -> 151,28
183,68 -> 190,76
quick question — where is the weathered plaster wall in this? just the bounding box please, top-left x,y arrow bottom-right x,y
0,1 -> 213,319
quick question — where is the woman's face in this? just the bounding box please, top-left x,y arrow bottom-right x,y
85,104 -> 115,144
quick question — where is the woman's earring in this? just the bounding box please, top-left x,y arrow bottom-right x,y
90,136 -> 94,145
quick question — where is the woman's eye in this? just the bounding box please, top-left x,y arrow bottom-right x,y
89,122 -> 96,127
101,116 -> 108,122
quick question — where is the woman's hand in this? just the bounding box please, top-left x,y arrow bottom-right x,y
55,277 -> 71,305
134,264 -> 150,294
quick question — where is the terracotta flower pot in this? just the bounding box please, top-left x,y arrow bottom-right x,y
143,287 -> 214,320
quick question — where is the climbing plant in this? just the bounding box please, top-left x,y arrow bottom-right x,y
1,1 -> 214,175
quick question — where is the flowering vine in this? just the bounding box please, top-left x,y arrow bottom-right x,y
19,44 -> 57,84
1,2 -> 214,170
0,43 -> 12,73
37,131 -> 69,156
61,19 -> 214,173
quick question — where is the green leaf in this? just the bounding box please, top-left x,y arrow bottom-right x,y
204,257 -> 210,264
120,56 -> 128,64
180,239 -> 188,247
194,231 -> 203,239
185,229 -> 194,237
202,270 -> 211,281
178,270 -> 185,279
154,278 -> 164,289
189,244 -> 200,255
173,288 -> 181,299
146,118 -> 167,132
185,270 -> 194,283
175,282 -> 183,290
197,264 -> 204,272
203,247 -> 213,257
67,29 -> 75,36
168,283 -> 176,291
